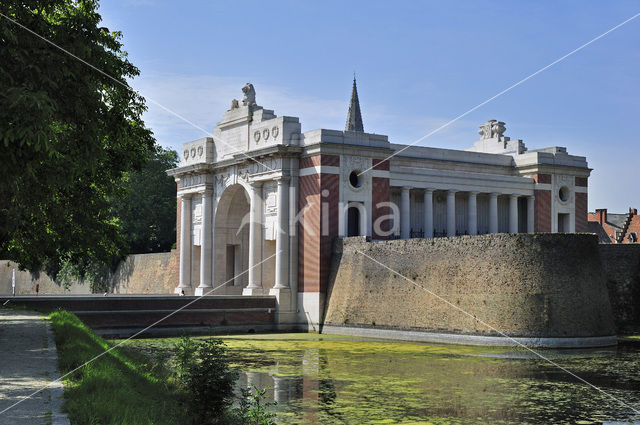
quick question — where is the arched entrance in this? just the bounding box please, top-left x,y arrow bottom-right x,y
214,184 -> 250,295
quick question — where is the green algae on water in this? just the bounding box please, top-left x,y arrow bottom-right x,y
116,333 -> 640,425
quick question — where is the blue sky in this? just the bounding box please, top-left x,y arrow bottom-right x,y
98,1 -> 640,212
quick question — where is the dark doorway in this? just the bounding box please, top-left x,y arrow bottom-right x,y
347,206 -> 361,237
558,213 -> 570,233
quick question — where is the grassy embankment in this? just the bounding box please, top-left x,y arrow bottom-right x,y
49,310 -> 187,425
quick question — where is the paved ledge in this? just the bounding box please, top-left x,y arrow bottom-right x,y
321,325 -> 618,348
0,310 -> 70,425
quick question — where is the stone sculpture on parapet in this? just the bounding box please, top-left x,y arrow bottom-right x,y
229,83 -> 257,110
241,83 -> 256,106
478,119 -> 506,140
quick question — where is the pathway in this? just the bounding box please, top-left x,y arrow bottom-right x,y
0,309 -> 70,425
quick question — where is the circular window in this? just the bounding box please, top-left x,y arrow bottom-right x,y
559,186 -> 569,202
349,170 -> 362,188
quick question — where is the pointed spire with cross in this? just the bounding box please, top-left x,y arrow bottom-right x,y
345,76 -> 364,132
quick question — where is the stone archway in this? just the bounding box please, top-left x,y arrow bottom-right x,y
214,184 -> 250,294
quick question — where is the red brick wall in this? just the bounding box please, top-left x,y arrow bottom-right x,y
624,215 -> 640,243
532,173 -> 552,184
298,155 -> 340,293
534,189 -> 551,232
299,154 -> 340,169
372,158 -> 390,171
298,174 -> 320,293
371,159 -> 390,239
575,177 -> 588,187
321,155 -> 340,167
320,174 -> 339,292
372,177 -> 390,239
575,192 -> 588,233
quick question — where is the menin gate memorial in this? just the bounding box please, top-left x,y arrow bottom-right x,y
167,81 -> 598,343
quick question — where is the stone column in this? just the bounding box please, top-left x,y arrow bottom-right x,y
446,190 -> 457,237
244,182 -> 263,295
527,195 -> 535,233
401,187 -> 411,239
424,189 -> 434,238
271,176 -> 293,314
468,192 -> 478,236
289,175 -> 299,309
489,193 -> 499,234
274,177 -> 290,289
509,194 -> 519,233
195,190 -> 213,296
177,194 -> 192,293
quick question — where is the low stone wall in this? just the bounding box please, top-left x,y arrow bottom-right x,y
0,295 -> 277,337
0,251 -> 178,295
0,260 -> 90,295
324,234 -> 616,343
599,244 -> 640,334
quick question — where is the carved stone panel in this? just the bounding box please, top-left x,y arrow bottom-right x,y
263,181 -> 278,240
192,198 -> 203,246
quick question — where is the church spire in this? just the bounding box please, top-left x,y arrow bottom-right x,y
345,76 -> 364,132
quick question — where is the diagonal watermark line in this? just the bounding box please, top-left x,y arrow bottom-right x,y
355,248 -> 640,415
0,11 -> 275,173
0,250 -> 280,416
358,11 -> 640,176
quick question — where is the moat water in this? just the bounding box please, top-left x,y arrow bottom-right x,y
121,333 -> 640,425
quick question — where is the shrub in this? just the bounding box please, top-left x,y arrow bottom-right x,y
174,334 -> 197,385
241,386 -> 278,425
175,337 -> 277,425
183,338 -> 238,424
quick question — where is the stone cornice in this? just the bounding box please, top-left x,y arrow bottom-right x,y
515,163 -> 593,177
167,145 -> 302,178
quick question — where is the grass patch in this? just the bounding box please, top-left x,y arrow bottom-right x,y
49,310 -> 187,425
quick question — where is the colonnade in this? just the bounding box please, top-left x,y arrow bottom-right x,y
398,187 -> 535,239
177,176 -> 297,298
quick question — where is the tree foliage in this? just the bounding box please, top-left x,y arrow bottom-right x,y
113,147 -> 177,255
0,0 -> 155,275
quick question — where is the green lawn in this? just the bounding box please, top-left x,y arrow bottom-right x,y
49,311 -> 188,425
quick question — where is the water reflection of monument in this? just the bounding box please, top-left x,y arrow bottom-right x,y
237,371 -> 304,405
235,347 -> 342,422
231,342 -> 629,424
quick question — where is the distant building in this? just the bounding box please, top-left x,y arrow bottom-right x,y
588,208 -> 640,243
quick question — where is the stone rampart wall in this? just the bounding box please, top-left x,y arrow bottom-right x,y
324,234 -> 616,338
0,250 -> 178,295
111,251 -> 178,294
599,244 -> 640,333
